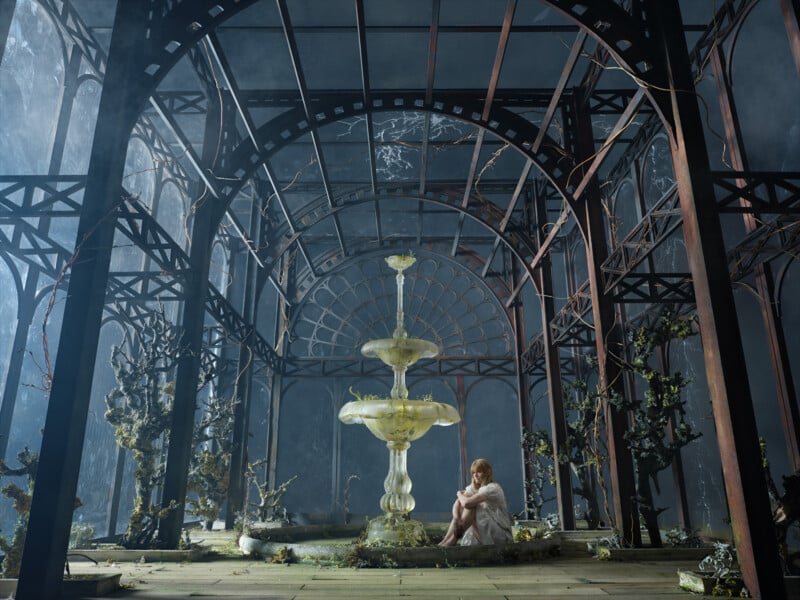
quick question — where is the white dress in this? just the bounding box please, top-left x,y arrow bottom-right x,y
459,482 -> 514,546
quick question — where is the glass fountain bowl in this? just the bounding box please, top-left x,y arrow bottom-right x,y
361,337 -> 438,368
338,398 -> 460,443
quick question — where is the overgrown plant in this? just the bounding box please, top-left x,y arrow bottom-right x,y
104,308 -> 185,549
524,372 -> 606,529
609,311 -> 701,547
0,448 -> 38,577
245,459 -> 298,524
186,394 -> 236,529
520,429 -> 556,520
761,437 -> 800,574
560,376 -> 606,529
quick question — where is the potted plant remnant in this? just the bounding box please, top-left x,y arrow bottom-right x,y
678,542 -> 746,596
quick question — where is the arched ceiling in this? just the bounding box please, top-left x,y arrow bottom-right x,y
67,0 -> 729,358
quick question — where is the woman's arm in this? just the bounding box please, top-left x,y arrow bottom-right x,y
458,487 -> 488,509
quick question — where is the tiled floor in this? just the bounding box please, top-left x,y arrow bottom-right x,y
65,555 -> 701,599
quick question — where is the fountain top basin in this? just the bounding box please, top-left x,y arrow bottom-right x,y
338,398 -> 459,443
361,337 -> 438,368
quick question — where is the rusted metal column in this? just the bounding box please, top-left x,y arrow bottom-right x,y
456,375 -> 469,486
533,187 -> 575,530
267,253 -> 294,491
781,0 -> 800,78
16,4 -> 149,597
510,261 -> 537,520
644,1 -> 785,597
569,93 -> 641,547
710,45 -> 800,472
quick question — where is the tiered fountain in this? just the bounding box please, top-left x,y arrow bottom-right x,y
338,255 -> 460,545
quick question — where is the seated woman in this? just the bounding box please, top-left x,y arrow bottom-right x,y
438,458 -> 513,546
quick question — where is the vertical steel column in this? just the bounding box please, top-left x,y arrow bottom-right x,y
157,96 -> 232,549
0,0 -> 15,66
0,299 -> 34,460
511,259 -> 536,520
456,375 -> 469,486
533,186 -> 575,530
105,445 -> 126,537
157,202 -> 216,547
781,0 -> 800,77
0,46 -> 82,460
710,45 -> 800,472
644,1 -> 785,596
569,93 -> 640,547
226,188 -> 265,528
267,254 -> 294,491
16,4 -> 148,597
331,384 -> 343,518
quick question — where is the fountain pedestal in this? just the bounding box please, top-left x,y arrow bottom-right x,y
338,255 -> 459,546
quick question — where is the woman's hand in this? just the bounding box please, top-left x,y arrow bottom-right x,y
456,490 -> 481,508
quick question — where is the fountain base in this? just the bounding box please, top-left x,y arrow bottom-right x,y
364,515 -> 428,547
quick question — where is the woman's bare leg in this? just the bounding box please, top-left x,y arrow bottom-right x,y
438,499 -> 463,546
438,500 -> 476,546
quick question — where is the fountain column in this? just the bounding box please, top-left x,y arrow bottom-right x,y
338,255 -> 460,545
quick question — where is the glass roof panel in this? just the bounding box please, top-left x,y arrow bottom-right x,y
216,29 -> 298,89
366,31 -> 430,89
295,31 -> 363,90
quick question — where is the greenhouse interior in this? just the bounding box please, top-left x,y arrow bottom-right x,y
1,0 -> 800,598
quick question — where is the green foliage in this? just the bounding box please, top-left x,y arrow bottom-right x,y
608,311 -> 701,546
186,395 -> 235,527
104,308 -> 184,549
524,364 -> 607,528
521,429 -> 555,520
0,448 -> 38,577
559,375 -> 606,529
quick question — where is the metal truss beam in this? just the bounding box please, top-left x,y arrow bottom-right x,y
550,279 -> 594,347
611,273 -> 694,303
0,175 -> 279,372
713,171 -> 800,214
688,0 -> 759,80
116,196 -> 281,370
283,356 -> 516,378
601,185 -> 682,292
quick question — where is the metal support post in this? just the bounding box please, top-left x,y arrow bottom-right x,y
569,93 -> 641,547
533,188 -> 575,530
644,1 -> 785,596
16,4 -> 149,597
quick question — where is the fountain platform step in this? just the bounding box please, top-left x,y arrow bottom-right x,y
238,525 -> 560,567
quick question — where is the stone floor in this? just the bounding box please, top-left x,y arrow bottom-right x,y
65,552 -> 703,599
